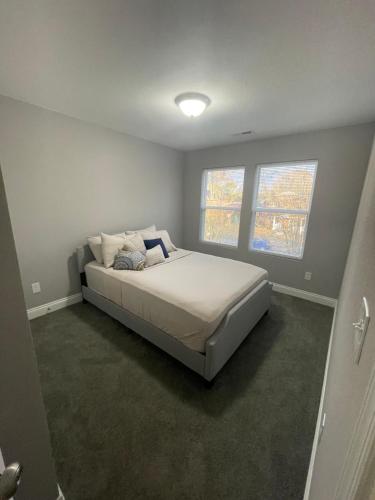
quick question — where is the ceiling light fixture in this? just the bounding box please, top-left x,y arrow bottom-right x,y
175,92 -> 211,117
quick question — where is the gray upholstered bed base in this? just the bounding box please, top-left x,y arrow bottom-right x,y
76,246 -> 272,381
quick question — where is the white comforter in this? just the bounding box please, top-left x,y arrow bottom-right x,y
85,250 -> 268,352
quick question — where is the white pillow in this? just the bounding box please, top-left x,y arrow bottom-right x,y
141,229 -> 177,253
145,245 -> 165,267
122,233 -> 146,253
125,224 -> 156,235
101,232 -> 127,268
87,232 -> 124,264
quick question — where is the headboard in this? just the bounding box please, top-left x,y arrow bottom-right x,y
76,245 -> 95,286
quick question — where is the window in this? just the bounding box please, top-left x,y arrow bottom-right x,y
200,167 -> 245,246
250,161 -> 317,258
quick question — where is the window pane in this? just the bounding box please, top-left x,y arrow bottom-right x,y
202,208 -> 241,246
203,168 -> 244,208
256,163 -> 316,210
251,212 -> 307,257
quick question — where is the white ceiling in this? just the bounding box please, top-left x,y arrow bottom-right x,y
0,0 -> 374,151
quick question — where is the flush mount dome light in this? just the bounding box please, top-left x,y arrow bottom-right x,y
175,92 -> 211,117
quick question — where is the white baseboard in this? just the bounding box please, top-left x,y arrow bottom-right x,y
303,304 -> 337,499
57,484 -> 65,500
272,283 -> 337,308
27,293 -> 82,320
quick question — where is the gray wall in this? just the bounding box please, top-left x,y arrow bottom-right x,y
1,93 -> 373,308
309,138 -> 375,497
183,124 -> 375,298
0,95 -> 184,308
0,165 -> 58,500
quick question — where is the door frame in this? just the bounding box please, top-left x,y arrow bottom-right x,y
334,363 -> 375,499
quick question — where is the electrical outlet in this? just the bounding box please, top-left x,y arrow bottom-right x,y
304,272 -> 312,281
31,282 -> 41,294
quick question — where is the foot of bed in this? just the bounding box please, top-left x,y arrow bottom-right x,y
204,378 -> 216,389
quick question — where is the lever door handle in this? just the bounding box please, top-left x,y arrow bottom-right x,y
0,462 -> 23,500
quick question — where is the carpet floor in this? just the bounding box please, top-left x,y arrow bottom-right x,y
31,292 -> 332,500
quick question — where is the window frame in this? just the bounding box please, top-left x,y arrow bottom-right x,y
199,166 -> 245,248
249,160 -> 318,260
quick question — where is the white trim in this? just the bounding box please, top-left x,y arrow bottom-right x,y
27,293 -> 82,320
303,304 -> 337,500
334,364 -> 375,499
57,484 -> 65,500
201,205 -> 242,211
272,283 -> 337,308
250,246 -> 304,260
199,238 -> 239,249
251,207 -> 310,215
199,166 -> 245,246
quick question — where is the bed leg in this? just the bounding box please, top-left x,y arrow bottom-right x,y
204,377 -> 216,389
80,272 -> 88,303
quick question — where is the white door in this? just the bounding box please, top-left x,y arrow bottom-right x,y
0,165 -> 59,500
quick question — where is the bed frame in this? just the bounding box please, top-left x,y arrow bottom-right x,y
76,245 -> 272,381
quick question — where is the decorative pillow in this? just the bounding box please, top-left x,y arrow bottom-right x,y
145,245 -> 165,267
114,250 -> 145,271
101,232 -> 127,268
144,238 -> 169,258
125,224 -> 156,235
122,233 -> 146,253
87,232 -> 124,264
140,229 -> 177,253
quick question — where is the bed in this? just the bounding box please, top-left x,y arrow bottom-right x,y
76,245 -> 271,381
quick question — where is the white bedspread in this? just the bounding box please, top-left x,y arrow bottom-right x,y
85,249 -> 268,352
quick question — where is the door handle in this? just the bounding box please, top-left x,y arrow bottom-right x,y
353,320 -> 363,330
0,463 -> 23,500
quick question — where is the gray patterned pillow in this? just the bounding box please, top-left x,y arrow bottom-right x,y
113,250 -> 145,271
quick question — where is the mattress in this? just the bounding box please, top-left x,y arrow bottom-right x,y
85,249 -> 268,352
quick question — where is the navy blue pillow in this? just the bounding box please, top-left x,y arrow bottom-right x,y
143,238 -> 169,258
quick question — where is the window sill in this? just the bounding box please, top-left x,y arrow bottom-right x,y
249,247 -> 303,261
199,239 -> 239,249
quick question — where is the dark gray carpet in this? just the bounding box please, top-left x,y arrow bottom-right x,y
31,293 -> 332,500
